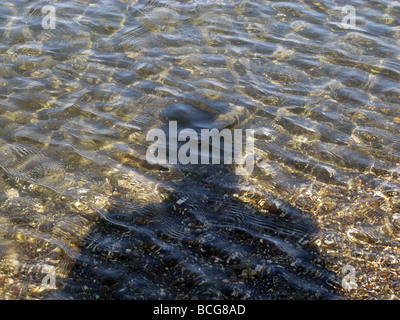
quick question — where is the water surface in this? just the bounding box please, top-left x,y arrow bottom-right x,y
0,0 -> 400,299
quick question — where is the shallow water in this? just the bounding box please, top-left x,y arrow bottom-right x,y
0,0 -> 399,300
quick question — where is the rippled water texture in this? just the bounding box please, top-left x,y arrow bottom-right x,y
0,0 -> 399,300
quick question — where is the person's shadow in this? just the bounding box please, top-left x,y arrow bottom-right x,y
48,101 -> 343,300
